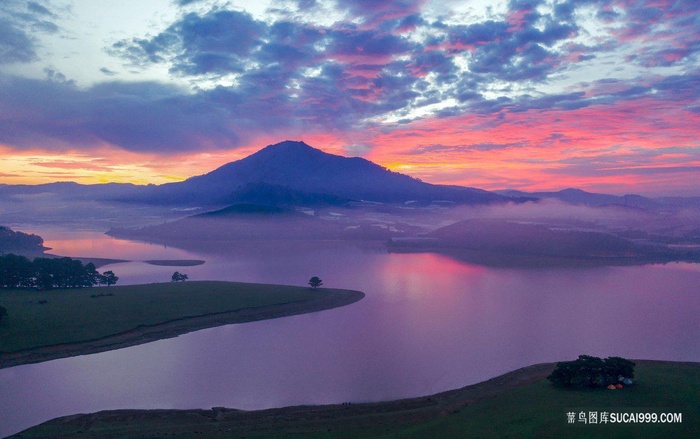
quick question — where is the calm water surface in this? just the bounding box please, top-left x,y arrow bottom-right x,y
1,230 -> 699,437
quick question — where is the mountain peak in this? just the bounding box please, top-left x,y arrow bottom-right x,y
259,140 -> 322,154
264,140 -> 314,150
251,140 -> 331,161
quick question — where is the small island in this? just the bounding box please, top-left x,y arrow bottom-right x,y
0,281 -> 364,369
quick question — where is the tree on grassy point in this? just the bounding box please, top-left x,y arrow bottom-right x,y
171,271 -> 188,282
99,271 -> 119,286
308,276 -> 323,289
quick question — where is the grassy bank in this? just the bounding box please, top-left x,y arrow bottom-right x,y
11,360 -> 698,438
0,281 -> 364,368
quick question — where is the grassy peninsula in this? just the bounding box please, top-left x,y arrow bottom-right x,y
0,281 -> 364,368
11,360 -> 698,438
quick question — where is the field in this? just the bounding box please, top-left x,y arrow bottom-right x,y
12,360 -> 698,438
0,281 -> 364,367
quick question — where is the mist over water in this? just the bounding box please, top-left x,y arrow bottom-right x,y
1,231 -> 699,437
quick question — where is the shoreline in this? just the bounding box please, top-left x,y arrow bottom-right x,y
11,359 -> 698,438
0,288 -> 364,369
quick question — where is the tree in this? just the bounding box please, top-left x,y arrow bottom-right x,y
83,262 -> 101,287
99,271 -> 119,286
547,355 -> 636,388
0,305 -> 6,323
171,271 -> 188,282
308,276 -> 323,289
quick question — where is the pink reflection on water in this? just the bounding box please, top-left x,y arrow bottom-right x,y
0,237 -> 699,437
31,228 -> 196,260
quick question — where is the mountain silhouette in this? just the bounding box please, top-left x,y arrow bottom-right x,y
149,140 -> 505,205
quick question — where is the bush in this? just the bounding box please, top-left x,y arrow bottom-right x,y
547,355 -> 635,388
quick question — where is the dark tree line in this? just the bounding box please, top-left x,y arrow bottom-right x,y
0,254 -> 118,289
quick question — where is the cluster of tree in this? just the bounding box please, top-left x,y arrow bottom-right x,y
0,254 -> 118,289
171,271 -> 188,282
547,355 -> 635,388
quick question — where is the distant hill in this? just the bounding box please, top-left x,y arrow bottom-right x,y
398,219 -> 639,257
0,182 -> 143,201
497,188 -> 668,209
0,226 -> 49,255
107,201 -> 425,245
388,219 -> 700,266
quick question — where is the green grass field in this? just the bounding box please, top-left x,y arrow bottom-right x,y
14,361 -> 698,438
0,281 -> 345,353
372,361 -> 698,439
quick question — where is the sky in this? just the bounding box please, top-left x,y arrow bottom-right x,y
0,0 -> 698,196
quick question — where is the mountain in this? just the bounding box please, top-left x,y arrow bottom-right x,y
219,182 -> 351,207
132,140 -> 506,206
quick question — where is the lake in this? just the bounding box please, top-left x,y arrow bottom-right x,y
1,229 -> 699,437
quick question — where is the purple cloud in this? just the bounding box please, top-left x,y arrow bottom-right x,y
0,0 -> 697,158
